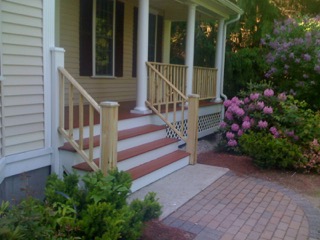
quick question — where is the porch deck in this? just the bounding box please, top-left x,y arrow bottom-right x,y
64,100 -> 221,129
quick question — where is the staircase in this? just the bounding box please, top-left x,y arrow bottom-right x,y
59,114 -> 190,192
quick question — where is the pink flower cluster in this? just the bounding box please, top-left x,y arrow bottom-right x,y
220,88 -> 286,148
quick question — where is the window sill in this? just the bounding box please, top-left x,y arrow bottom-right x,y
91,75 -> 117,79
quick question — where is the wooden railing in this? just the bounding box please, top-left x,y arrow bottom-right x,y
193,66 -> 217,100
58,67 -> 118,175
146,62 -> 199,164
147,62 -> 187,100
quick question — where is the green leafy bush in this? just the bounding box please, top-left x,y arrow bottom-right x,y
224,48 -> 269,97
296,139 -> 320,173
239,131 -> 303,169
0,170 -> 162,240
219,82 -> 320,170
262,15 -> 320,109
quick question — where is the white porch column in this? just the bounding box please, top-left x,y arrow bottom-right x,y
131,0 -> 152,114
162,20 -> 172,64
214,19 -> 225,102
185,4 -> 197,96
51,47 -> 65,176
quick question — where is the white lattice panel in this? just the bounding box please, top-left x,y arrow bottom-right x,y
166,113 -> 221,139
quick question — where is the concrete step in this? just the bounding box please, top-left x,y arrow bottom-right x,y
127,150 -> 190,192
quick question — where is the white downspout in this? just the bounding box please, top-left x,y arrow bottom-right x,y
220,14 -> 241,101
214,19 -> 225,103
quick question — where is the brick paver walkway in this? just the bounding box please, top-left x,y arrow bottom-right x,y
163,172 -> 320,240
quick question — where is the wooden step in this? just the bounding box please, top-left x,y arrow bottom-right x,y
127,150 -> 190,180
59,124 -> 166,152
72,138 -> 178,172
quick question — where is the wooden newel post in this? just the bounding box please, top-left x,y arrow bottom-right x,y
100,101 -> 119,176
186,94 -> 199,165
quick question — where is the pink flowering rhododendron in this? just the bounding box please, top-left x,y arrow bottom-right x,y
250,93 -> 260,101
219,87 -> 307,151
257,101 -> 265,110
227,139 -> 238,147
258,120 -> 268,129
226,132 -> 235,139
263,106 -> 273,114
264,89 -> 274,97
278,92 -> 287,101
231,123 -> 240,132
242,121 -> 251,130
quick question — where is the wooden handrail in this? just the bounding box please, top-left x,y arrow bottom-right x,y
193,66 -> 217,100
147,63 -> 187,100
58,67 -> 101,113
146,62 -> 188,142
146,62 -> 199,163
58,67 -> 101,172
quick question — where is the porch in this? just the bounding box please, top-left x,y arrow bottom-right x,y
53,0 -> 242,190
56,64 -> 223,191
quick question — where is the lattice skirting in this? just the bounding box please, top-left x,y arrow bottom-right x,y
166,112 -> 222,140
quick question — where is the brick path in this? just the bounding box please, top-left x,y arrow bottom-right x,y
163,172 -> 320,240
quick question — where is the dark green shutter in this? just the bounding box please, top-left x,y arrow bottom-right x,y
115,1 -> 124,77
132,7 -> 138,78
79,0 -> 93,76
156,15 -> 163,62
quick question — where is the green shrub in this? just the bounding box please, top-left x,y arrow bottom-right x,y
224,48 -> 269,97
239,131 -> 303,169
0,198 -> 54,240
0,170 -> 162,240
296,139 -> 320,174
262,15 -> 320,110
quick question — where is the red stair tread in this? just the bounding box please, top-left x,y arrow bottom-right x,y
59,124 -> 165,152
118,124 -> 166,140
73,158 -> 99,172
72,138 -> 178,171
118,138 -> 178,162
127,150 -> 190,180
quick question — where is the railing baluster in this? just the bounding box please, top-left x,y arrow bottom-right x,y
59,73 -> 65,129
68,83 -> 74,138
89,105 -> 94,162
79,95 -> 84,150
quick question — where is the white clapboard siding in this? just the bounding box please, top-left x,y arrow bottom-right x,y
4,76 -> 43,86
5,140 -> 44,156
0,83 -> 3,157
1,0 -> 44,155
60,0 -> 136,104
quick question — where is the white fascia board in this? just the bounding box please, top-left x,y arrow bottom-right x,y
216,0 -> 244,15
189,0 -> 243,18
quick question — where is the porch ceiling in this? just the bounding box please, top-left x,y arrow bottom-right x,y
150,0 -> 243,21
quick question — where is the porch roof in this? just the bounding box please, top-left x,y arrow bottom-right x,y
150,0 -> 243,21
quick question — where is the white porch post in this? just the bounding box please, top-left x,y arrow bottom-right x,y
185,4 -> 197,96
162,20 -> 172,64
51,47 -> 65,176
131,0 -> 152,114
214,19 -> 225,102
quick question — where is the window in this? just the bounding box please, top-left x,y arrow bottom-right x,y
132,8 -> 163,77
80,0 -> 123,77
93,0 -> 114,76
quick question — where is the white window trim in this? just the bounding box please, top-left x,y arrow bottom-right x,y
92,0 -> 116,77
